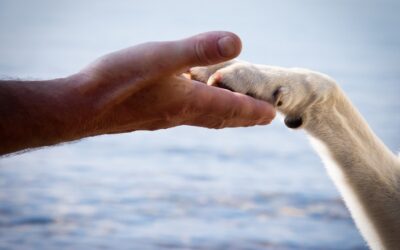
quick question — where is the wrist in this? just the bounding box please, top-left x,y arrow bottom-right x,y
59,73 -> 102,139
29,76 -> 94,146
61,71 -> 131,138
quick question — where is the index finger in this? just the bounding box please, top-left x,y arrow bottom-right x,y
186,80 -> 276,128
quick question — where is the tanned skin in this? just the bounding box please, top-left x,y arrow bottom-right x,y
0,31 -> 275,155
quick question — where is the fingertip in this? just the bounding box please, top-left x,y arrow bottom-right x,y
258,116 -> 274,125
186,31 -> 242,66
217,33 -> 242,59
258,99 -> 276,121
257,101 -> 276,125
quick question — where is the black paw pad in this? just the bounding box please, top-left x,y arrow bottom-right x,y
284,116 -> 303,129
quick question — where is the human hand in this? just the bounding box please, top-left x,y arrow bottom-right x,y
0,31 -> 276,155
72,31 -> 276,134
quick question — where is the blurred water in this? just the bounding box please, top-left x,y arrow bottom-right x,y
0,0 -> 399,249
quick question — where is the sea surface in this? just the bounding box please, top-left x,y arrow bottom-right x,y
0,1 -> 399,249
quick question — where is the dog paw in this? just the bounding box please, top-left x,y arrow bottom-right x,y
190,60 -> 338,129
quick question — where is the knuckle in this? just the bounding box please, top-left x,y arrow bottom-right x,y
194,40 -> 214,65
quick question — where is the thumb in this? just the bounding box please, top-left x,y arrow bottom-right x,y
141,31 -> 242,76
179,31 -> 242,67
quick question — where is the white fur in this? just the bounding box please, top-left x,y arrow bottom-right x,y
190,61 -> 400,250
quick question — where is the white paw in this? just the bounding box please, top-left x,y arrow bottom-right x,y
190,60 -> 338,128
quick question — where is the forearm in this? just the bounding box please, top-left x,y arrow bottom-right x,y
0,76 -> 92,155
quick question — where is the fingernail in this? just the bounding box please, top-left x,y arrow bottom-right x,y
217,36 -> 237,58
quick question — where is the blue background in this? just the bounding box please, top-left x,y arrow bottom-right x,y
1,1 -> 399,249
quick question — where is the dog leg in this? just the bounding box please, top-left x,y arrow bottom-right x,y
191,61 -> 400,250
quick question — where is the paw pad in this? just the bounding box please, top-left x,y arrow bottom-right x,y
284,116 -> 303,129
